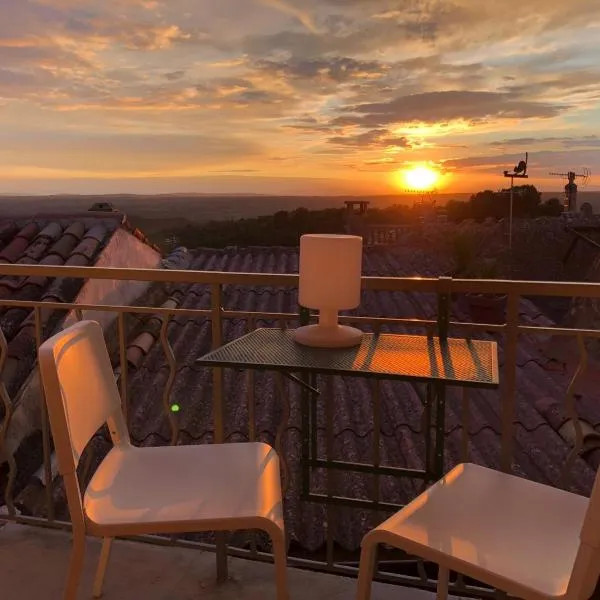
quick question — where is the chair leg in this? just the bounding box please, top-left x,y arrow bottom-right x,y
64,530 -> 86,600
437,566 -> 449,600
356,540 -> 377,600
92,537 -> 113,599
271,529 -> 290,600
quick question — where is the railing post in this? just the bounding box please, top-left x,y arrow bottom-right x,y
160,313 -> 179,446
435,277 -> 451,479
501,292 -> 520,472
436,277 -> 452,341
210,283 -> 228,583
34,307 -> 54,522
0,326 -> 16,517
561,334 -> 587,490
117,313 -> 128,423
211,284 -> 225,441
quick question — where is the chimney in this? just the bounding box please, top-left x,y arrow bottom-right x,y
344,200 -> 370,235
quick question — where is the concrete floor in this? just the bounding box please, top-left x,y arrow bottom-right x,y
0,522 -> 445,600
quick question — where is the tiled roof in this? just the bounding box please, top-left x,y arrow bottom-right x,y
68,245 -> 600,553
6,243 -> 600,555
0,215 -> 129,404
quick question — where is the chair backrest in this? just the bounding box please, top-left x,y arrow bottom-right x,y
38,320 -> 130,525
568,468 -> 600,600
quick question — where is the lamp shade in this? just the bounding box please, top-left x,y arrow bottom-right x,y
299,234 -> 363,310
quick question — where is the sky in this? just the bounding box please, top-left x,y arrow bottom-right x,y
1,0 -> 599,195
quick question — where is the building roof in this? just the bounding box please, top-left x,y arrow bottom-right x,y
0,214 -> 159,404
0,215 -> 125,403
45,244 -> 598,554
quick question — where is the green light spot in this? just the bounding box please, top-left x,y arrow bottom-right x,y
171,404 -> 180,413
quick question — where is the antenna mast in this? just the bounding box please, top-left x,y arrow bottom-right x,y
503,151 -> 529,250
549,167 -> 591,212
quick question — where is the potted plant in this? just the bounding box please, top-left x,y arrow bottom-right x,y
450,235 -> 506,324
450,233 -> 475,279
464,258 -> 507,325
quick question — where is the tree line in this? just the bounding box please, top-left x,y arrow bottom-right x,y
446,185 -> 562,221
151,185 -> 564,250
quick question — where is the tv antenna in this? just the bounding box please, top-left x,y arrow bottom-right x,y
405,187 -> 437,224
405,187 -> 437,207
503,152 -> 529,250
549,167 -> 591,212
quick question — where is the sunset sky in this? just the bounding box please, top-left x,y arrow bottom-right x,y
1,0 -> 599,195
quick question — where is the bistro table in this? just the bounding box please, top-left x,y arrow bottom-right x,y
196,327 -> 499,510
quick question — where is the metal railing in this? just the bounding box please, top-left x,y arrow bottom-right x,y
0,262 -> 597,595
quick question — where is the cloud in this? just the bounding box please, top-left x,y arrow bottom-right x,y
243,22 -> 423,59
328,128 -> 411,150
490,136 -> 600,148
334,91 -> 564,128
0,0 -> 204,59
107,23 -> 193,50
443,149 -> 597,175
259,0 -> 319,33
283,116 -> 336,133
489,137 -> 541,147
241,0 -> 457,59
208,168 -> 262,173
164,70 -> 186,81
565,137 -> 600,148
242,0 -> 600,66
0,131 -> 264,172
500,69 -> 600,102
253,56 -> 388,83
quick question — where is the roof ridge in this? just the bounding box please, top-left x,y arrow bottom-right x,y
29,212 -> 124,221
119,216 -> 162,254
24,212 -> 161,254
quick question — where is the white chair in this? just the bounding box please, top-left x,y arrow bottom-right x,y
356,463 -> 600,600
39,320 -> 288,600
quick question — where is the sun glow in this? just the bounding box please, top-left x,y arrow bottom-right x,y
400,165 -> 440,191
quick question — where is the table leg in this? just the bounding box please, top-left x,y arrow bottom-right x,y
301,371 -> 311,497
310,373 -> 318,469
275,373 -> 291,495
434,382 -> 447,480
424,384 -> 434,486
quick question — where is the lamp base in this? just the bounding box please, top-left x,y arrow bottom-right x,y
293,324 -> 363,349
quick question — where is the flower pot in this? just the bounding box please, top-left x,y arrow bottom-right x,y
466,293 -> 507,325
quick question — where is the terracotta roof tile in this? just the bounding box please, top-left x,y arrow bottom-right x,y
62,221 -> 86,239
0,222 -> 18,250
48,224 -> 84,260
0,235 -> 31,264
0,216 -> 122,409
22,223 -> 63,262
37,222 -> 63,240
63,253 -> 91,267
0,278 -> 21,300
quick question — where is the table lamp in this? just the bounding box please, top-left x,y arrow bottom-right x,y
294,234 -> 363,348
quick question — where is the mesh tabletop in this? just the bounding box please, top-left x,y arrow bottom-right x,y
196,328 -> 499,388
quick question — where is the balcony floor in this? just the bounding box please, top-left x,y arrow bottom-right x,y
0,522 -> 447,600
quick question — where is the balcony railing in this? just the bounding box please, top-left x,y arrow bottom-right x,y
0,262 -> 598,596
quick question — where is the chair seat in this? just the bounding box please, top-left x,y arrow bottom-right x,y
371,463 -> 588,598
84,441 -> 283,536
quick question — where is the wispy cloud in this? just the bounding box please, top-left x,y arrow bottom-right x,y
258,0 -> 319,34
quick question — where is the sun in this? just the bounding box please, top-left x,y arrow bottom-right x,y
400,165 -> 440,191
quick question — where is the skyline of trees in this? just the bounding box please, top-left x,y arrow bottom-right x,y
152,185 -> 570,250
